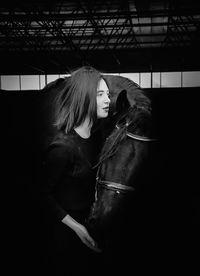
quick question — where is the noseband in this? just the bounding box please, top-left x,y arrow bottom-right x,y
95,121 -> 157,197
115,124 -> 157,142
96,179 -> 135,194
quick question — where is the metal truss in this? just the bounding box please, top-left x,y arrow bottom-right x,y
0,0 -> 200,72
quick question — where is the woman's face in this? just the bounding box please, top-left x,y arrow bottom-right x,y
96,79 -> 110,118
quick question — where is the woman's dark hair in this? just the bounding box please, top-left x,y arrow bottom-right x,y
54,66 -> 103,133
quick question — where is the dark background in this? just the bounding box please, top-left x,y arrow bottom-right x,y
0,0 -> 199,273
1,86 -> 196,274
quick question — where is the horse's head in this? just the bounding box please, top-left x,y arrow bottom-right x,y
87,79 -> 157,235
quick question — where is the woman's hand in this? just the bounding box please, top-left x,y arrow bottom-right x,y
62,214 -> 101,253
74,223 -> 101,252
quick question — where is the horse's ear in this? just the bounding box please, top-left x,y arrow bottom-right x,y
116,89 -> 131,114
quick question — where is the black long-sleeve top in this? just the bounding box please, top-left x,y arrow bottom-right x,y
42,129 -> 101,222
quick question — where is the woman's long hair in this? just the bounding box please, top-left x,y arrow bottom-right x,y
54,66 -> 103,133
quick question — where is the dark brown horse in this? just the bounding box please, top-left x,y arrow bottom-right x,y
86,79 -> 158,230
84,77 -> 163,273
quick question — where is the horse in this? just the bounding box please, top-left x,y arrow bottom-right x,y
84,78 -> 164,271
87,76 -> 158,217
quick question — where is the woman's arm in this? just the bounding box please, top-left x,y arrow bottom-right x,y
42,143 -> 101,252
42,143 -> 70,221
62,214 -> 101,252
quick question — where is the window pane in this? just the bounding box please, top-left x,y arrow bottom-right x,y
120,73 -> 139,85
152,72 -> 160,88
39,75 -> 46,89
183,71 -> 200,87
141,73 -> 151,88
59,74 -> 70,78
1,75 -> 20,90
47,74 -> 59,84
21,75 -> 39,90
103,73 -> 120,76
161,72 -> 181,87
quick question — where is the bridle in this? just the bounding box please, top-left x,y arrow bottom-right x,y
95,117 -> 158,198
115,123 -> 157,142
96,179 -> 135,194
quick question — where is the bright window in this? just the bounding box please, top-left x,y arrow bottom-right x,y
39,75 -> 46,89
152,72 -> 161,88
120,73 -> 139,85
1,75 -> 20,90
183,71 -> 200,87
47,74 -> 60,84
161,72 -> 181,87
140,73 -> 151,88
1,71 -> 200,90
21,75 -> 40,90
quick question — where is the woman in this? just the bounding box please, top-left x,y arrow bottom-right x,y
42,66 -> 110,275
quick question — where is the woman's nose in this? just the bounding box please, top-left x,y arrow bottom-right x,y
105,94 -> 111,103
